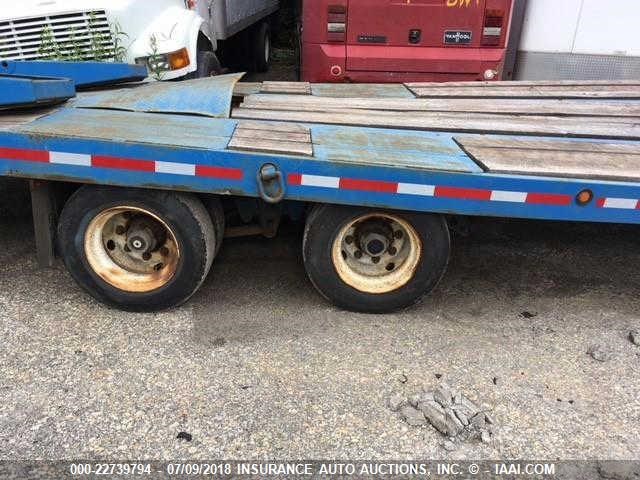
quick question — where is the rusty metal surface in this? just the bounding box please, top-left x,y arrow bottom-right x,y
310,124 -> 480,173
17,108 -> 235,150
71,73 -> 245,118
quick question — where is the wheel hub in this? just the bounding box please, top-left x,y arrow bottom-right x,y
332,213 -> 422,294
84,207 -> 180,293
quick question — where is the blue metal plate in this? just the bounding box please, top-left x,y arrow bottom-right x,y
0,61 -> 147,88
0,75 -> 75,108
72,73 -> 245,118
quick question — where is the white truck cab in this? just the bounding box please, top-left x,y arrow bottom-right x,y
0,0 -> 279,79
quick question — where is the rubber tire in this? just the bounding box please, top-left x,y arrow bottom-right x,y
57,186 -> 216,312
202,195 -> 225,256
303,205 -> 450,313
190,50 -> 221,78
253,22 -> 271,73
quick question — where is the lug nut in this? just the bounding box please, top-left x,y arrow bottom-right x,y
372,256 -> 381,264
142,252 -> 151,261
386,263 -> 396,271
154,263 -> 164,271
345,235 -> 354,245
160,246 -> 170,257
354,250 -> 363,259
115,225 -> 126,235
394,230 -> 403,239
388,246 -> 397,256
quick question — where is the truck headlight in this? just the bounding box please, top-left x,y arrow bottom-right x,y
135,48 -> 190,71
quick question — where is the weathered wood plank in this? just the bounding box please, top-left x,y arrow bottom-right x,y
228,137 -> 313,156
408,84 -> 640,99
241,94 -> 640,118
458,136 -> 640,154
232,107 -> 640,140
406,80 -> 640,88
233,82 -> 262,97
261,81 -> 312,95
233,127 -> 311,143
457,138 -> 640,182
235,119 -> 311,134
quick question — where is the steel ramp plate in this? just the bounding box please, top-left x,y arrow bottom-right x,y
71,73 -> 244,118
0,75 -> 75,108
0,61 -> 147,88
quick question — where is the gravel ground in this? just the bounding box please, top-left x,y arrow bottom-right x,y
1,183 -> 639,460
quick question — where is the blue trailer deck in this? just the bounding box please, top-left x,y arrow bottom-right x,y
1,65 -> 639,312
2,73 -> 640,225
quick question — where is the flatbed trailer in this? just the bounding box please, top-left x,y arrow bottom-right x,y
1,64 -> 639,312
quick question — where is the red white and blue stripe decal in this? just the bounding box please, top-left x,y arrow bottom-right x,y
0,147 -> 244,181
2,147 -> 639,211
288,173 -> 639,210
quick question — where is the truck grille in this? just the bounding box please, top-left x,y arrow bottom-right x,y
0,10 -> 115,61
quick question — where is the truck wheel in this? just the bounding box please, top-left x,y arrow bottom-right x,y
303,205 -> 450,313
192,50 -> 222,78
57,186 -> 217,312
253,22 -> 271,72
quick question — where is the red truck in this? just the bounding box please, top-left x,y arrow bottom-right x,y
301,0 -> 514,83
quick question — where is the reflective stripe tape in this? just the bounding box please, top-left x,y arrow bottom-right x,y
49,152 -> 91,166
598,198 -> 639,210
491,190 -> 528,203
155,161 -> 196,176
397,183 -> 435,197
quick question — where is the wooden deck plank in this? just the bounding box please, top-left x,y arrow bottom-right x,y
457,136 -> 640,181
241,94 -> 640,118
405,80 -> 640,88
261,81 -> 312,95
458,136 -> 640,154
228,137 -> 313,157
234,119 -> 311,134
233,127 -> 311,143
408,84 -> 640,99
232,107 -> 640,140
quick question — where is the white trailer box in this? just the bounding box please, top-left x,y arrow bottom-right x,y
514,0 -> 640,80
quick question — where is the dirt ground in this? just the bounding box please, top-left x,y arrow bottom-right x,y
1,183 -> 639,460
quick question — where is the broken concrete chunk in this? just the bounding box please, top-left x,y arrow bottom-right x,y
629,330 -> 639,346
484,412 -> 496,425
587,344 -> 612,362
418,401 -> 449,435
433,384 -> 454,407
444,407 -> 465,436
470,412 -> 487,428
454,409 -> 470,426
388,393 -> 406,412
443,440 -> 457,451
399,405 -> 427,426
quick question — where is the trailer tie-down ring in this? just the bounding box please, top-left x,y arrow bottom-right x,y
258,163 -> 285,204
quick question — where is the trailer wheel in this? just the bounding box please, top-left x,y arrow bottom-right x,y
303,205 -> 450,313
57,186 -> 216,312
253,22 -> 271,72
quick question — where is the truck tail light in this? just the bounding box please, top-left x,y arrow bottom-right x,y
482,9 -> 504,46
184,0 -> 196,9
327,5 -> 346,42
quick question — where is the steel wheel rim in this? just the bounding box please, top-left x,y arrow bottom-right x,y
84,206 -> 180,293
331,213 -> 422,294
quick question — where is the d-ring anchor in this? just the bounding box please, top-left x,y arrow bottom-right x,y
257,163 -> 285,204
